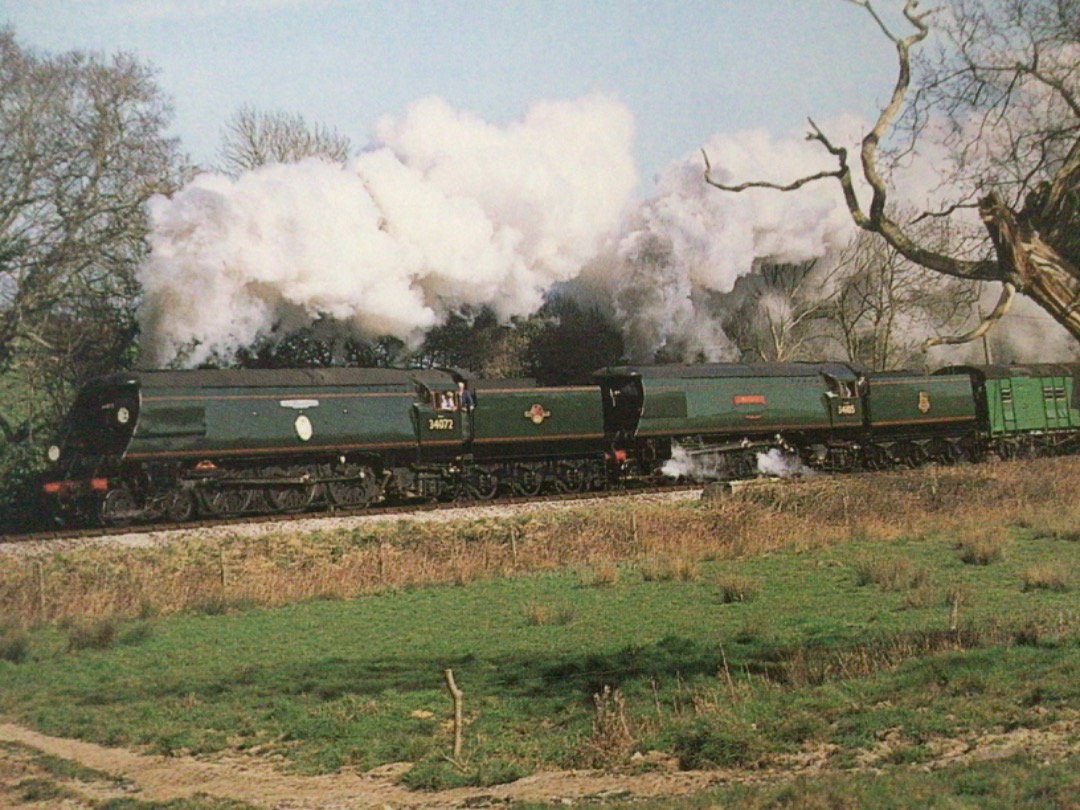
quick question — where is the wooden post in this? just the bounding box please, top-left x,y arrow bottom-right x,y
218,544 -> 228,591
444,668 -> 464,762
34,560 -> 46,620
509,526 -> 518,566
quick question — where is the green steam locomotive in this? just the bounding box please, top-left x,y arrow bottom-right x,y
40,361 -> 1080,526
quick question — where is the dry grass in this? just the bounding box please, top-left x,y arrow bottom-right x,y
1011,504 -> 1080,542
578,561 -> 621,588
956,525 -> 1009,565
578,686 -> 637,768
522,601 -> 576,626
852,553 -> 930,591
639,556 -> 700,583
715,574 -> 760,604
1022,564 -> 1070,592
5,456 -> 1080,628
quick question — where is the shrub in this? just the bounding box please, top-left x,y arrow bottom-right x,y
65,618 -> 118,652
0,629 -> 29,663
957,526 -> 1008,565
0,442 -> 47,533
716,575 -> 760,604
852,554 -> 929,591
1022,565 -> 1069,592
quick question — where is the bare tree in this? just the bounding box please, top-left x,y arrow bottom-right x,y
826,229 -> 979,369
0,28 -> 185,423
703,0 -> 1080,348
218,105 -> 352,175
723,261 -> 834,362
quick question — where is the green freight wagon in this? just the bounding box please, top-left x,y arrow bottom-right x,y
862,370 -> 979,466
935,363 -> 1080,457
594,363 -> 866,476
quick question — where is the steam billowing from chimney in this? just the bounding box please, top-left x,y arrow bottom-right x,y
138,95 -> 637,366
597,125 -> 857,361
137,96 -> 1073,369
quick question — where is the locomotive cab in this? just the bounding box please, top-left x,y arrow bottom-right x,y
597,373 -> 644,442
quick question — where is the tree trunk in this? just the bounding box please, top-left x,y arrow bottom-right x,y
980,192 -> 1080,341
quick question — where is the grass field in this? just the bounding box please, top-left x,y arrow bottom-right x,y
1,459 -> 1079,808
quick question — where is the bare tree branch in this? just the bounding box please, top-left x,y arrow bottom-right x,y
924,281 -> 1016,347
703,0 -> 1080,346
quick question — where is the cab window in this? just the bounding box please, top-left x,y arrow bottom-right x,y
434,391 -> 459,412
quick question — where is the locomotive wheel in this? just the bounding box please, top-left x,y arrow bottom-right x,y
266,466 -> 316,513
100,487 -> 140,527
554,462 -> 588,493
203,487 -> 254,517
161,489 -> 195,522
511,465 -> 544,496
863,444 -> 890,471
927,438 -> 959,465
893,441 -> 926,468
469,469 -> 499,500
326,465 -> 380,508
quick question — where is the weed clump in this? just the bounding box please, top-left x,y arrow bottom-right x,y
579,562 -> 620,588
669,716 -> 763,769
1022,565 -> 1069,592
852,554 -> 930,591
0,628 -> 29,663
522,602 -> 575,626
716,575 -> 759,604
63,618 -> 117,652
957,526 -> 1009,565
639,556 -> 700,583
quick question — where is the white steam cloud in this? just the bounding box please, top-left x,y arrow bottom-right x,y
138,95 -> 1075,370
138,95 -> 637,366
590,123 -> 859,361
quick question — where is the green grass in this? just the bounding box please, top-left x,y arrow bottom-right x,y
1,521 -> 1077,798
512,754 -> 1080,809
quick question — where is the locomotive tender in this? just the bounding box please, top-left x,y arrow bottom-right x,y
40,361 -> 1080,526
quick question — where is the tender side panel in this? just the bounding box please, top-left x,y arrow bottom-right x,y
865,375 -> 977,435
469,386 -> 605,460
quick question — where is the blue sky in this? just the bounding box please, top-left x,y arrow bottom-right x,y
2,0 -> 900,189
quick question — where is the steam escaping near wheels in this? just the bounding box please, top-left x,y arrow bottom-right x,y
661,442 -> 812,481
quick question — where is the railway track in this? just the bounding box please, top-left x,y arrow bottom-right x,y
0,481 -> 705,546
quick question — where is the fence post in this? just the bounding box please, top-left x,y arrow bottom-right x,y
444,668 -> 464,762
34,560 -> 46,620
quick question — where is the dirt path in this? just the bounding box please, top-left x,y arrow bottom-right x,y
2,715 -> 1078,809
0,722 -> 729,809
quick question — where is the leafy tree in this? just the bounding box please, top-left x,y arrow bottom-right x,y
218,104 -> 352,175
415,307 -> 535,378
525,297 -> 624,385
0,28 -> 185,426
705,0 -> 1080,349
0,29 -> 185,529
